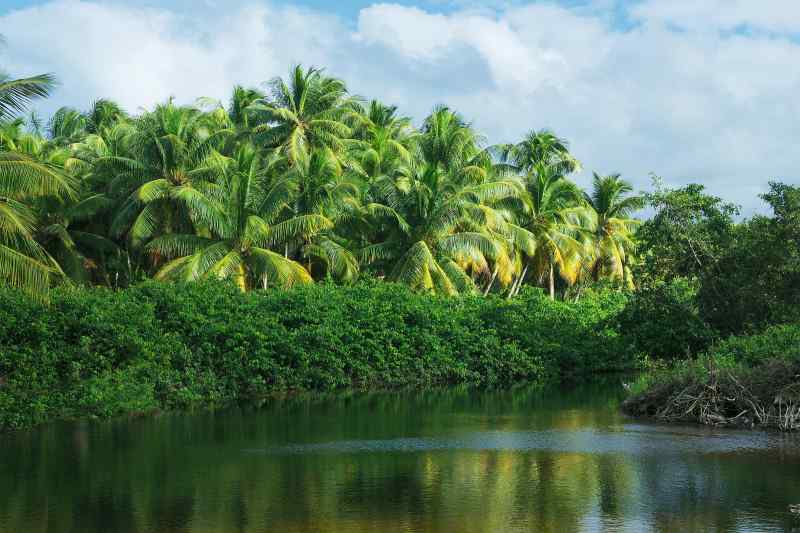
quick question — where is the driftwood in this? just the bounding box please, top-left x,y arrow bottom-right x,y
623,361 -> 800,431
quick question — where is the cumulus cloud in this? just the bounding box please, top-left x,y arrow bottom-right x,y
1,0 -> 799,212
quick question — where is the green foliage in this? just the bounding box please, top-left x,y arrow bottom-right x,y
1,47 -> 650,300
616,278 -> 717,360
698,182 -> 800,334
709,323 -> 800,367
636,181 -> 738,285
0,280 -> 637,430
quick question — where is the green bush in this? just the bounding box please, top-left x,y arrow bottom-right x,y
0,280 -> 638,430
709,323 -> 800,367
616,278 -> 717,359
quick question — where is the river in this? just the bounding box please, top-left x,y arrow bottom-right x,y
1,379 -> 798,532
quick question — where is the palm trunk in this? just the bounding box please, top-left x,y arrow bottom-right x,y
509,265 -> 528,299
236,264 -> 247,292
483,267 -> 498,297
515,265 -> 529,297
549,263 -> 555,300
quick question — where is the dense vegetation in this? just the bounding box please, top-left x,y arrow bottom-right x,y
623,181 -> 800,430
3,59 -> 644,298
0,281 -> 634,430
1,38 -> 798,430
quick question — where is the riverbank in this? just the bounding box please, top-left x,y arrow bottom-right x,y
622,324 -> 800,431
0,280 -> 637,431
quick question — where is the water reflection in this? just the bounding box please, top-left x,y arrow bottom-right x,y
1,381 -> 798,532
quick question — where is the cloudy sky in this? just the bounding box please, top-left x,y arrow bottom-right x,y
2,0 -> 799,213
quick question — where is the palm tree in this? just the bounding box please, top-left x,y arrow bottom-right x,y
108,101 -> 232,248
584,173 -> 643,286
496,129 -> 581,176
227,85 -> 265,131
0,145 -> 75,295
146,144 -> 331,291
348,100 -> 416,182
0,70 -> 55,122
249,65 -> 357,164
359,107 -> 521,295
277,146 -> 359,281
35,191 -> 118,283
492,129 -> 586,299
0,48 -> 70,295
507,163 -> 589,299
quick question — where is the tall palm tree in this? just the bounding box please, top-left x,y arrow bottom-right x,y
493,129 -> 586,299
276,146 -> 359,281
249,65 -> 357,164
35,191 -> 118,283
496,129 -> 581,176
0,70 -> 55,122
584,173 -> 643,286
507,163 -> 589,299
0,48 -> 70,295
348,100 -> 416,183
146,144 -> 331,291
108,101 -> 232,248
227,86 -> 265,131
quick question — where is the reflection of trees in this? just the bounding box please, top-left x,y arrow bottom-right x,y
0,382 -> 798,532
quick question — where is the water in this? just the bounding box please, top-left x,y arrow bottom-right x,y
2,380 -> 799,532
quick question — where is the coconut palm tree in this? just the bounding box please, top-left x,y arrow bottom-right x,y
348,100 -> 416,182
108,101 -> 232,248
358,107 -> 521,294
496,129 -> 581,176
146,143 -> 331,291
227,86 -> 265,132
0,146 -> 75,295
506,163 -> 589,299
279,147 -> 360,280
0,49 -> 70,295
249,65 -> 358,164
35,191 -> 118,283
0,70 -> 55,122
584,173 -> 643,285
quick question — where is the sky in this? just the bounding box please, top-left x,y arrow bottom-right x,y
1,0 -> 799,213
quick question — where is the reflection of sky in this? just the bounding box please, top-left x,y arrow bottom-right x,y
248,425 -> 791,455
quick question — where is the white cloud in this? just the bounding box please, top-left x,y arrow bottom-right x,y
632,0 -> 800,34
1,0 -> 799,212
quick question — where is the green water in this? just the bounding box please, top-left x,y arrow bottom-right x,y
1,380 -> 799,532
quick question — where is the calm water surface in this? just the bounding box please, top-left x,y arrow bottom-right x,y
2,380 -> 799,532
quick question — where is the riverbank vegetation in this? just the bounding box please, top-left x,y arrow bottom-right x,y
1,38 -> 798,430
0,281 -> 634,430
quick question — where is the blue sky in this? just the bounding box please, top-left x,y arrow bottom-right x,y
2,0 -> 799,212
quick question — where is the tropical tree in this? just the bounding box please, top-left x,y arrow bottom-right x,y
146,143 -> 331,290
496,129 -> 581,176
507,163 -> 589,299
0,71 -> 55,123
35,191 -> 118,283
249,65 -> 357,164
348,100 -> 415,182
360,109 -> 520,294
0,44 -> 70,295
276,146 -> 359,280
108,101 -> 231,249
584,173 -> 643,285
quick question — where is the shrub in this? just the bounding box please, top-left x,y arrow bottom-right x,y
616,278 -> 717,360
0,280 -> 639,431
